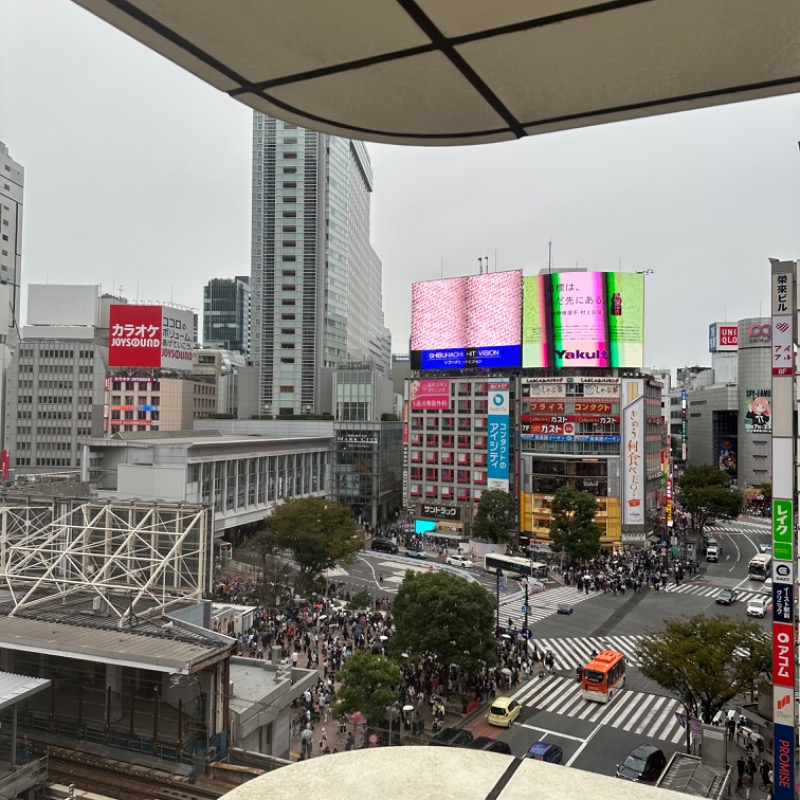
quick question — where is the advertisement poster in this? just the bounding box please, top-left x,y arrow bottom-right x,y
109,304 -> 194,370
410,272 -> 522,370
621,379 -> 645,526
522,271 -> 643,369
717,439 -> 737,476
487,383 -> 510,491
409,379 -> 451,410
744,388 -> 771,434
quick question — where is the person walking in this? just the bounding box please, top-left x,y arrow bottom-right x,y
345,731 -> 355,751
741,769 -> 753,799
736,755 -> 745,792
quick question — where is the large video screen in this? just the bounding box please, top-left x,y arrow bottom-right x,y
410,271 -> 522,370
522,272 -> 644,368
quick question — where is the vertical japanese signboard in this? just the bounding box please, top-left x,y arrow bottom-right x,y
769,260 -> 796,800
621,379 -> 645,526
487,382 -> 510,491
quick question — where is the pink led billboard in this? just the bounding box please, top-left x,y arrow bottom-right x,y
410,271 -> 522,370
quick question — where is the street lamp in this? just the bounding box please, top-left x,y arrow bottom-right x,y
495,567 -> 502,632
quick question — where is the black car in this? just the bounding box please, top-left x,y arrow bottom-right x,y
616,744 -> 667,783
468,736 -> 512,755
371,538 -> 399,554
716,589 -> 736,605
429,727 -> 474,747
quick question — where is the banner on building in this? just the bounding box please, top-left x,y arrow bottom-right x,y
410,379 -> 451,410
109,304 -> 194,370
717,439 -> 737,475
487,382 -> 510,491
621,379 -> 645,526
743,388 -> 771,434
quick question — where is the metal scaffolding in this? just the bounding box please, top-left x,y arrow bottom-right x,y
0,498 -> 213,624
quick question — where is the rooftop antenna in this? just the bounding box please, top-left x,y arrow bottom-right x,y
478,257 -> 483,275
485,255 -> 489,275
548,239 -> 553,274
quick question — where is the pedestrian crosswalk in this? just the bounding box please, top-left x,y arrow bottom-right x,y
531,634 -> 645,669
499,585 -> 598,628
705,525 -> 769,533
666,582 -> 766,603
511,670 -> 686,745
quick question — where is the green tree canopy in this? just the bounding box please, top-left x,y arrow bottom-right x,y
471,488 -> 516,544
548,486 -> 603,561
249,527 -> 293,606
760,482 -> 772,505
636,615 -> 771,723
267,497 -> 361,594
332,653 -> 401,725
390,571 -> 495,674
678,466 -> 743,529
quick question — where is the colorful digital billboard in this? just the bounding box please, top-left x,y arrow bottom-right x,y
410,379 -> 451,410
410,271 -> 522,370
522,271 -> 644,368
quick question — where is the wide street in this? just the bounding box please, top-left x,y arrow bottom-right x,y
340,518 -> 773,779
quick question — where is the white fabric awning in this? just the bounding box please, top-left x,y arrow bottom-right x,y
71,0 -> 800,146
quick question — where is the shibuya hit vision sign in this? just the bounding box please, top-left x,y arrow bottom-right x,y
108,305 -> 194,370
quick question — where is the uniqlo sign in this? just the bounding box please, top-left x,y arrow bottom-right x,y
719,325 -> 738,348
109,305 -> 162,368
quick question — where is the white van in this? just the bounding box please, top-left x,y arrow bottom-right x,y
706,545 -> 719,562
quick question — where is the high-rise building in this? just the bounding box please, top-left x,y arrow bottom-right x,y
203,276 -> 251,355
0,142 -> 23,328
250,115 -> 390,417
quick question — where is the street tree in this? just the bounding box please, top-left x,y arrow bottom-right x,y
267,497 -> 362,595
636,615 -> 771,723
249,527 -> 294,606
391,571 -> 495,675
678,465 -> 743,529
548,486 -> 603,561
332,652 -> 402,725
472,489 -> 516,544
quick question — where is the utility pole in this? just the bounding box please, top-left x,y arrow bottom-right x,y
495,568 -> 501,632
524,579 -> 529,633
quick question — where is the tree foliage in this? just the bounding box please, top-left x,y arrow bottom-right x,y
636,615 -> 771,723
471,489 -> 516,544
267,497 -> 361,594
390,571 -> 495,674
332,653 -> 401,725
678,466 -> 743,529
548,486 -> 603,561
249,527 -> 294,606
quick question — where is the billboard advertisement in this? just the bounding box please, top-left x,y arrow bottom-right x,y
410,379 -> 451,410
109,305 -> 194,370
743,388 -> 771,434
621,379 -> 645,526
410,271 -> 522,370
522,271 -> 643,369
717,438 -> 737,475
487,382 -> 510,491
708,322 -> 738,352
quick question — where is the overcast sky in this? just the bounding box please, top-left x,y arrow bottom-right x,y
4,0 -> 800,371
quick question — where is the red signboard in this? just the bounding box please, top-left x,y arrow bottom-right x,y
526,401 -> 566,414
573,401 -> 614,414
526,422 -> 575,435
410,379 -> 451,410
773,622 -> 795,688
522,414 -> 619,424
108,305 -> 162,368
719,325 -> 738,347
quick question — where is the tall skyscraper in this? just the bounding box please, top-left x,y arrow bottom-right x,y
250,115 -> 391,416
0,142 -> 23,331
203,276 -> 251,354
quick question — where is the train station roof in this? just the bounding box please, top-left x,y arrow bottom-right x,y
71,0 -> 800,146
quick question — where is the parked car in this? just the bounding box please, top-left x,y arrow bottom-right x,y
371,539 -> 398,554
526,741 -> 564,763
428,727 -> 474,747
616,744 -> 667,783
759,543 -> 771,553
487,697 -> 522,728
446,555 -> 473,568
404,548 -> 428,560
468,736 -> 513,755
716,589 -> 736,605
746,597 -> 770,617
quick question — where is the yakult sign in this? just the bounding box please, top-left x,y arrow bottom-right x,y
109,305 -> 194,370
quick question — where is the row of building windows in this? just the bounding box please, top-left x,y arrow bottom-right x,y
17,410 -> 92,420
409,468 -> 488,482
15,428 -> 91,437
19,349 -> 94,359
111,396 -> 160,405
109,425 -> 160,434
16,441 -> 81,450
17,396 -> 93,405
411,418 -> 488,432
16,380 -> 95,390
110,411 -> 160,421
409,485 -> 484,501
18,365 -> 95,374
14,458 -> 74,467
409,435 -> 488,449
110,381 -> 161,391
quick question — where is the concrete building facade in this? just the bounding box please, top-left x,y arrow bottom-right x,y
249,115 -> 390,417
0,142 -> 23,327
203,276 -> 251,355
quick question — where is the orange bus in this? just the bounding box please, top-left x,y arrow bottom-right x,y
581,649 -> 626,703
